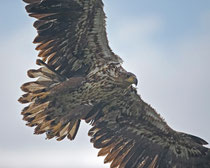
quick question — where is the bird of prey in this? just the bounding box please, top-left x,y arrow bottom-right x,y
19,0 -> 210,167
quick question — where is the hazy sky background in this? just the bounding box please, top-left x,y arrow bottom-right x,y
0,0 -> 210,168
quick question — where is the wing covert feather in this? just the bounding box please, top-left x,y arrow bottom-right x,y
89,88 -> 210,168
24,0 -> 122,78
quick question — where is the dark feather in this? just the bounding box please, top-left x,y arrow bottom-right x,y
23,0 -> 121,78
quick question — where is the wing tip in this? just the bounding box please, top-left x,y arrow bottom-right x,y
23,0 -> 40,4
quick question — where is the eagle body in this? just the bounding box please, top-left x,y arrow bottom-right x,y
19,0 -> 210,167
48,63 -> 133,107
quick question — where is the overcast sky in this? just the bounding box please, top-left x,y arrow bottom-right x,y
0,0 -> 210,168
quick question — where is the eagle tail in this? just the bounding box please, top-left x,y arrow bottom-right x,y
19,59 -> 87,141
19,59 -> 61,103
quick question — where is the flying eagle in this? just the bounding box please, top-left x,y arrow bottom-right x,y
19,0 -> 210,167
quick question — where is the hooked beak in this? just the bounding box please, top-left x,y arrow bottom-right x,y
133,77 -> 138,86
126,75 -> 138,86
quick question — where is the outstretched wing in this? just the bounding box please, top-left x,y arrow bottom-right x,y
88,88 -> 210,168
23,0 -> 122,77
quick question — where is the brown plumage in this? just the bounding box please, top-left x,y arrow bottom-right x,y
19,0 -> 210,167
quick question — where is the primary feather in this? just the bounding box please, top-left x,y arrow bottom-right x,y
20,0 -> 210,167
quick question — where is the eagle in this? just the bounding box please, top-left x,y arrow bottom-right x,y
19,0 -> 210,167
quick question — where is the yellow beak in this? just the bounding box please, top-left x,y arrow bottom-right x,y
126,76 -> 138,85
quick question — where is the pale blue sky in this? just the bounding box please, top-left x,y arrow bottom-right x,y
0,0 -> 210,168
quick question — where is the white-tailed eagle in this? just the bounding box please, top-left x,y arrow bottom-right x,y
19,0 -> 210,167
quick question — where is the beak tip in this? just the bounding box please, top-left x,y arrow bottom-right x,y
134,78 -> 138,86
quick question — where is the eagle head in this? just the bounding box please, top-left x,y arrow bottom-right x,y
118,72 -> 138,86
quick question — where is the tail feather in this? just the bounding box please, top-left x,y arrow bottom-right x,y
21,81 -> 46,93
19,59 -> 88,141
19,60 -> 61,104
